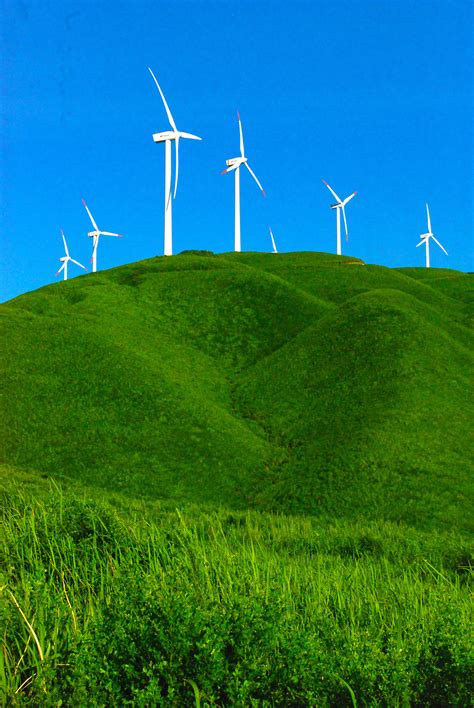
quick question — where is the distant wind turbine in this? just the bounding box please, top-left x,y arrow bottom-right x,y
416,203 -> 448,268
148,67 -> 202,256
221,113 -> 266,252
322,180 -> 357,256
82,199 -> 123,273
55,229 -> 87,280
269,226 -> 278,253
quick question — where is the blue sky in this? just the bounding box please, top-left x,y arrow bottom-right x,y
1,0 -> 472,302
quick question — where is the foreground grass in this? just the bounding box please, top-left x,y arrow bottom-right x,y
1,482 -> 472,705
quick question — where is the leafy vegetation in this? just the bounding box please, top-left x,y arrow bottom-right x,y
1,479 -> 472,705
1,252 -> 472,703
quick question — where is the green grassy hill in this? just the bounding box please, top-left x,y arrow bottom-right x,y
1,251 -> 472,530
2,252 -> 473,704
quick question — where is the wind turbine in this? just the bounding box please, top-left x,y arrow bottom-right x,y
82,199 -> 123,273
55,229 -> 87,281
269,226 -> 278,253
322,180 -> 357,256
416,203 -> 448,268
148,67 -> 202,256
221,113 -> 266,252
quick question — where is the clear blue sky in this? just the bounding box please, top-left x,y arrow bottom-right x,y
1,0 -> 472,302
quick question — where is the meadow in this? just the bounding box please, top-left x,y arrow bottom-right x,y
1,252 -> 473,703
2,475 -> 472,705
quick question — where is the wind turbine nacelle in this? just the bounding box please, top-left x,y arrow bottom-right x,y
226,157 -> 245,167
330,203 -> 341,209
59,256 -> 68,262
87,231 -> 98,238
152,131 -> 176,143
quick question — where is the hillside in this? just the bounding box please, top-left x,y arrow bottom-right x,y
1,251 -> 472,531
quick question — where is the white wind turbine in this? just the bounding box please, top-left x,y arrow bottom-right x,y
269,226 -> 278,253
148,67 -> 202,256
221,113 -> 266,252
416,203 -> 448,268
322,180 -> 357,256
55,229 -> 87,281
82,199 -> 123,273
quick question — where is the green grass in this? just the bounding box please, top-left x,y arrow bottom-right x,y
1,479 -> 472,705
1,252 -> 472,529
1,251 -> 473,703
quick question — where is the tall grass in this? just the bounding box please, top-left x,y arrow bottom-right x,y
1,484 -> 472,705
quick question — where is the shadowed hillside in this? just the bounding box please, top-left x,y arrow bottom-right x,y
1,252 -> 472,531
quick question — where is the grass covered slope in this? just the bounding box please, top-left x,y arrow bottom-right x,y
1,252 -> 472,529
1,255 -> 325,505
236,288 -> 472,525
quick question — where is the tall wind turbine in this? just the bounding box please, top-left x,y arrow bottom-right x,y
82,199 -> 123,273
269,226 -> 278,253
55,229 -> 87,281
148,67 -> 202,256
221,113 -> 266,252
322,180 -> 357,256
416,203 -> 448,268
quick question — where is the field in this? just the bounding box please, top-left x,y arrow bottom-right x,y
2,474 -> 472,706
1,252 -> 473,704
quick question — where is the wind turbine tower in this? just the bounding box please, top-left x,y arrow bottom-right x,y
56,229 -> 87,280
416,203 -> 448,268
322,180 -> 357,256
82,199 -> 123,273
148,68 -> 202,256
269,226 -> 278,253
222,113 -> 266,252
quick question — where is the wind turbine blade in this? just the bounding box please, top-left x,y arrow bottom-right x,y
100,231 -> 123,237
70,258 -> 88,270
238,112 -> 245,157
178,131 -> 202,141
174,136 -> 180,199
148,67 -> 177,132
221,162 -> 240,174
426,203 -> 432,233
342,206 -> 349,240
322,180 -> 342,204
343,191 -> 357,206
431,235 -> 448,255
244,162 -> 266,196
82,199 -> 99,231
60,229 -> 69,257
56,263 -> 66,275
416,240 -> 426,248
269,227 -> 277,253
